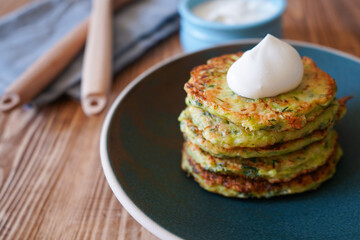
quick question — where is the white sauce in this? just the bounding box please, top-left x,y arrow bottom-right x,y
226,34 -> 304,99
192,0 -> 278,25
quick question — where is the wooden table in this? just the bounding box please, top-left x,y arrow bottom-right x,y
0,0 -> 359,239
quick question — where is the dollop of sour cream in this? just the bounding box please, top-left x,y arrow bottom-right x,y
227,34 -> 304,99
192,0 -> 278,25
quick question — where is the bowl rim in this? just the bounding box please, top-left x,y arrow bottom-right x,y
178,0 -> 287,30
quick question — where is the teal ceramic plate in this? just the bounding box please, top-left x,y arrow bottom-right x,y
100,40 -> 360,240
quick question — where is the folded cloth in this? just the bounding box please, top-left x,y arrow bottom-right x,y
0,0 -> 179,107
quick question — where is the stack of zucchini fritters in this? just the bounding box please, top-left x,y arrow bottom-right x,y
179,52 -> 348,198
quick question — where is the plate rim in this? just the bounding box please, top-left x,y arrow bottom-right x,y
100,39 -> 360,240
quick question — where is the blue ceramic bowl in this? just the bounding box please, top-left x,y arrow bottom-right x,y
178,0 -> 287,52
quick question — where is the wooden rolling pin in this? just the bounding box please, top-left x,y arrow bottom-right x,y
0,0 -> 132,113
0,21 -> 88,112
81,0 -> 113,116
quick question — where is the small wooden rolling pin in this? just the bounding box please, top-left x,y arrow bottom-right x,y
0,21 -> 88,112
0,0 -> 132,113
81,0 -> 113,116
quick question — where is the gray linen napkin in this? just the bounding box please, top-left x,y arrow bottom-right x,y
0,0 -> 179,106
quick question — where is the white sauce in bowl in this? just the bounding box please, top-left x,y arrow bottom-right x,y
192,0 -> 278,25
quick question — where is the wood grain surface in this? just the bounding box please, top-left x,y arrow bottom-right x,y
0,0 -> 359,239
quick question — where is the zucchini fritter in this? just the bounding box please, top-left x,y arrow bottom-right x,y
182,122 -> 328,158
179,101 -> 339,148
182,146 -> 342,198
184,129 -> 338,183
185,53 -> 337,131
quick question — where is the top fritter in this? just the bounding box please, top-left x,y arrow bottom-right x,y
185,53 -> 337,131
